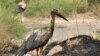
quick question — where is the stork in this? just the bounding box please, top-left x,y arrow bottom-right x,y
15,0 -> 27,15
14,0 -> 27,23
15,9 -> 68,56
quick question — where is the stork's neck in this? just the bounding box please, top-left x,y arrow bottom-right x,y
49,15 -> 55,36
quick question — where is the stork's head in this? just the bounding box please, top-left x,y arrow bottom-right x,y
14,0 -> 26,15
51,9 -> 68,21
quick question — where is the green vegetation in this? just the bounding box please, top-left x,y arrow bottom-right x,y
25,0 -> 89,16
0,0 -> 26,39
1,14 -> 26,38
0,0 -> 100,16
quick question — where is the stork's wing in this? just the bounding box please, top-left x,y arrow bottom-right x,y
25,30 -> 37,41
15,31 -> 38,55
26,29 -> 49,49
20,28 -> 49,52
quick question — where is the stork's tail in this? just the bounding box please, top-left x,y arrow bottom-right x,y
15,47 -> 26,56
15,41 -> 27,56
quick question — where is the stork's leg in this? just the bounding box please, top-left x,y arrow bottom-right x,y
40,47 -> 43,54
38,47 -> 43,56
36,48 -> 39,56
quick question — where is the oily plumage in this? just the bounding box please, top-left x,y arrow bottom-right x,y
15,9 -> 68,56
15,28 -> 50,56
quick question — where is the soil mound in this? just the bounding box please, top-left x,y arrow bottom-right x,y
42,35 -> 100,56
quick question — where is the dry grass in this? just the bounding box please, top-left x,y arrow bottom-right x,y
0,23 -> 18,54
0,22 -> 10,43
0,24 -> 10,53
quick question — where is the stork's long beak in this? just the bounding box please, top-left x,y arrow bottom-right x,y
56,12 -> 68,22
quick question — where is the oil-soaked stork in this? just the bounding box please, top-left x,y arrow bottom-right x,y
15,9 -> 68,56
14,0 -> 27,23
15,0 -> 26,15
